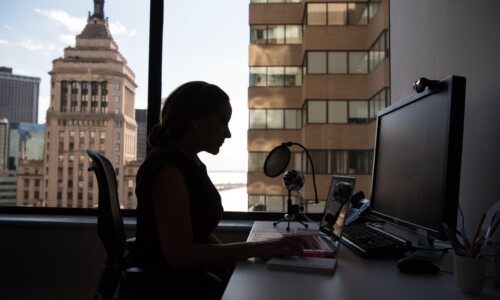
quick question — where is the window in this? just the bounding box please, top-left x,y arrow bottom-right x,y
308,3 -> 327,25
307,2 -> 379,26
307,52 -> 327,74
250,66 -> 302,87
1,0 -> 389,217
349,52 -> 368,74
328,3 -> 347,25
328,101 -> 348,123
266,110 -> 284,129
328,52 -> 347,73
267,25 -> 285,44
250,67 -> 267,87
250,25 -> 267,44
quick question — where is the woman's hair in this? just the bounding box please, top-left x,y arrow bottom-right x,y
148,81 -> 229,147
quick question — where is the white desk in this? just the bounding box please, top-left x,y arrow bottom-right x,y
222,221 -> 498,300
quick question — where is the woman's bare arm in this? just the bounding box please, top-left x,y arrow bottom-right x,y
152,164 -> 303,269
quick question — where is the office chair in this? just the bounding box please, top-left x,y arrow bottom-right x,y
87,148 -> 137,300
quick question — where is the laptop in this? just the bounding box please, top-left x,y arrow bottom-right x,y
267,175 -> 356,274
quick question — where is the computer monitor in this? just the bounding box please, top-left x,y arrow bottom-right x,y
370,75 -> 466,245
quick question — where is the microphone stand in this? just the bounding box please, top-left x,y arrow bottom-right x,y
273,188 -> 309,231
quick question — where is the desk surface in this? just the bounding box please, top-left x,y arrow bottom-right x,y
222,221 -> 498,300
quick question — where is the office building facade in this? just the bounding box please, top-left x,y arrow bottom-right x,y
17,1 -> 138,208
0,67 -> 40,124
247,0 -> 390,212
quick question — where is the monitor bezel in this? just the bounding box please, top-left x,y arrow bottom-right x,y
369,75 -> 466,241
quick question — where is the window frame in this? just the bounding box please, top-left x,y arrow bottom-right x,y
0,0 -> 325,222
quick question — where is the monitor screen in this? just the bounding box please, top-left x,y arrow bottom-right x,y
370,75 -> 466,241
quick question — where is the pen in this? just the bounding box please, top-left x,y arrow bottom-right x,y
467,213 -> 486,257
471,237 -> 485,258
443,223 -> 466,255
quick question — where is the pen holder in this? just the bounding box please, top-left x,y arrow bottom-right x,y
454,254 -> 485,294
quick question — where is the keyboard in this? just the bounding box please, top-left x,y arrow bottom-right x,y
341,223 -> 412,258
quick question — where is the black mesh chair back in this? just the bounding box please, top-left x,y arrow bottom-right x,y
87,148 -> 127,300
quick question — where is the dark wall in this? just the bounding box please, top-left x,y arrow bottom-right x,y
0,219 -> 250,300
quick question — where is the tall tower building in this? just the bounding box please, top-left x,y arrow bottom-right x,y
0,67 -> 40,124
43,0 -> 137,208
0,119 -> 8,171
247,0 -> 390,212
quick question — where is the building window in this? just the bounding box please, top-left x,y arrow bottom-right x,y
250,66 -> 302,87
307,52 -> 327,74
328,101 -> 348,123
328,3 -> 348,25
348,52 -> 368,74
328,52 -> 348,74
250,24 -> 302,45
307,2 -> 378,26
307,3 -> 327,25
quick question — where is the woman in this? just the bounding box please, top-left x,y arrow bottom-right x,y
130,81 -> 303,299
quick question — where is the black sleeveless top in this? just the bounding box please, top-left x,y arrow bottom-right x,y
132,139 -> 223,270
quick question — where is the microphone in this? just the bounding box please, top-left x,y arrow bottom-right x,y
282,169 -> 304,191
263,141 -> 318,204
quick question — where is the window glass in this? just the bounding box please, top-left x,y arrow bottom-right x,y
248,152 -> 267,172
328,52 -> 347,74
267,25 -> 285,44
284,67 -> 302,86
328,3 -> 347,25
307,52 -> 327,74
348,3 -> 368,25
369,2 -> 381,20
307,101 -> 327,123
309,150 -> 328,174
267,67 -> 284,86
249,109 -> 266,129
349,52 -> 368,74
250,67 -> 267,86
330,151 -> 349,174
349,101 -> 369,123
328,101 -> 348,123
284,109 -> 300,129
266,109 -> 284,129
250,25 -> 267,44
285,25 -> 302,44
307,3 -> 327,25
267,195 -> 285,212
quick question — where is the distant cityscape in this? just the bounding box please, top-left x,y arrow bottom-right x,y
1,0 -> 390,213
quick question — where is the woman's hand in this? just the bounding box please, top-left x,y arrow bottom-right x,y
256,237 -> 304,259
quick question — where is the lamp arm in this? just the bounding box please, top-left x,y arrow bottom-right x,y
289,142 -> 318,204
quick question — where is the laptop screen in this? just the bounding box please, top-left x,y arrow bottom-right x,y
319,176 -> 356,245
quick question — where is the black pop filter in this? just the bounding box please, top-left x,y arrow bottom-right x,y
263,144 -> 291,178
263,141 -> 318,204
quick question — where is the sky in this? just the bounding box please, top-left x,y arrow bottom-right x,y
0,0 -> 250,171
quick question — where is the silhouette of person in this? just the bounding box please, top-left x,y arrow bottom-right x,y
128,81 -> 303,299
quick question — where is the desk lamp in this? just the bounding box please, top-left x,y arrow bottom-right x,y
263,142 -> 319,231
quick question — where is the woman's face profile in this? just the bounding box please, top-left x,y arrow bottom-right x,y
195,100 -> 232,155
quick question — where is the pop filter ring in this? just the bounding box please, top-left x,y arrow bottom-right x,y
263,142 -> 318,204
263,143 -> 291,178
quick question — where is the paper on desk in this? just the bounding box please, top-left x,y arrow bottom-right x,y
247,230 -> 283,242
267,256 -> 337,275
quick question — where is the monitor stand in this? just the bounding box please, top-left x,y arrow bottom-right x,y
413,228 -> 449,261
